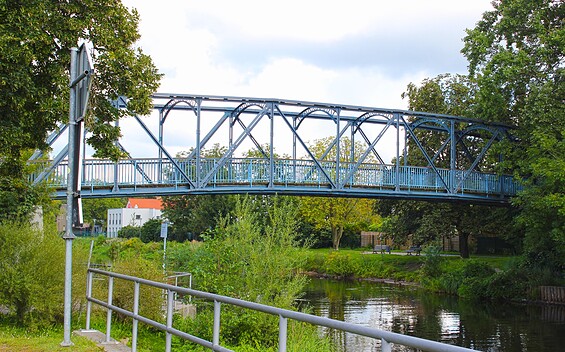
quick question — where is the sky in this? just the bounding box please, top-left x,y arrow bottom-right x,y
88,0 -> 496,159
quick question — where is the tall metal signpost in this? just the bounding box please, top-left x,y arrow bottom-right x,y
62,44 -> 93,346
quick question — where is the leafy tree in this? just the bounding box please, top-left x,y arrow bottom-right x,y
301,196 -> 376,250
166,195 -> 315,349
0,221 -> 88,326
462,0 -> 563,125
299,137 -> 379,250
117,225 -> 139,239
162,195 -> 236,241
378,200 -> 515,257
462,0 -> 564,271
139,218 -> 162,243
82,197 -> 126,231
380,74 -> 516,258
0,0 -> 161,218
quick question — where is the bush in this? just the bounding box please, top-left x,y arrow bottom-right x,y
109,257 -> 164,323
0,221 -> 88,326
117,225 -> 139,239
420,246 -> 444,277
325,251 -> 357,277
169,196 -> 328,350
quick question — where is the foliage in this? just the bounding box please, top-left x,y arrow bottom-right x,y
0,317 -> 100,351
300,196 -> 376,250
0,0 -> 160,222
0,153 -> 53,222
0,221 -> 88,326
107,256 -> 164,323
462,0 -> 563,125
139,218 -> 162,243
162,194 -> 236,241
512,81 -> 565,273
324,251 -> 357,277
462,0 -> 565,274
117,224 -> 139,239
380,72 -> 518,258
0,0 -> 161,168
82,197 -> 126,230
167,195 -> 319,349
420,246 -> 444,277
426,258 -> 539,301
0,175 -> 46,222
378,199 -> 516,258
298,249 -> 424,282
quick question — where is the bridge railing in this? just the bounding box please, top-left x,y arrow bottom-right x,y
28,157 -> 520,198
85,268 -> 476,352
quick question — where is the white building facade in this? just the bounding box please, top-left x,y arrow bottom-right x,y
106,199 -> 163,238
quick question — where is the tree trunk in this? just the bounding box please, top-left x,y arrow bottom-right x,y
459,232 -> 470,258
332,226 -> 344,250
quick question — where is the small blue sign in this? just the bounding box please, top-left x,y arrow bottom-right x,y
160,222 -> 168,239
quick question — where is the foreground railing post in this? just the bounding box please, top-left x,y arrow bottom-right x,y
278,315 -> 288,352
85,271 -> 93,330
213,300 -> 221,346
132,281 -> 140,352
166,289 -> 174,352
381,338 -> 391,352
106,276 -> 114,343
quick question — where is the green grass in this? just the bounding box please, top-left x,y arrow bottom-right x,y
0,321 -> 101,351
297,247 -> 518,283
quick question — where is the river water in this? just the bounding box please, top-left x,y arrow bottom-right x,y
300,278 -> 565,351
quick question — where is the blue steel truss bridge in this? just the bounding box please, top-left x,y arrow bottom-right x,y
29,94 -> 520,204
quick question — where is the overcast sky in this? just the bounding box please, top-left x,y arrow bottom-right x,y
103,0 -> 495,159
123,0 -> 492,107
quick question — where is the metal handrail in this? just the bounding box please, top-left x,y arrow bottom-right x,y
85,268 -> 477,352
31,157 -> 519,202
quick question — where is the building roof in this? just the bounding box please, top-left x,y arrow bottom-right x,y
126,198 -> 163,210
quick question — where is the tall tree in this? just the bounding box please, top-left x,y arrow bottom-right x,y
301,195 -> 376,250
0,0 -> 161,218
381,74 -> 515,258
299,137 -> 379,250
462,0 -> 564,271
162,194 -> 236,241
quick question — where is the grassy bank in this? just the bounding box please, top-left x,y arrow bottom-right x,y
294,248 -> 531,300
298,248 -> 426,282
0,319 -> 100,351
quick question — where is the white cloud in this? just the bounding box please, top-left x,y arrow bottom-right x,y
112,0 -> 494,160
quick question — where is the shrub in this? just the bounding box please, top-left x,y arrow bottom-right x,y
420,246 -> 444,277
107,257 -> 164,323
169,195 -> 328,350
117,225 -> 139,239
325,252 -> 356,277
0,221 -> 88,326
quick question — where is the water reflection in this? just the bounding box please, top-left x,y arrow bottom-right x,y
300,279 -> 565,352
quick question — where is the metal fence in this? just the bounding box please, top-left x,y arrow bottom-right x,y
85,268 -> 477,352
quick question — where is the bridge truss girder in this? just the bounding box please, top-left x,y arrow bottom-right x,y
31,93 -> 518,204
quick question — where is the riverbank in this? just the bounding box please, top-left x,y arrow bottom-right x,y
294,248 -> 546,301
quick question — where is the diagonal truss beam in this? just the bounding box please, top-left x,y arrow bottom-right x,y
132,114 -> 196,188
454,129 -> 501,193
340,116 -> 396,187
200,106 -> 270,187
276,105 -> 337,188
402,115 -> 451,192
